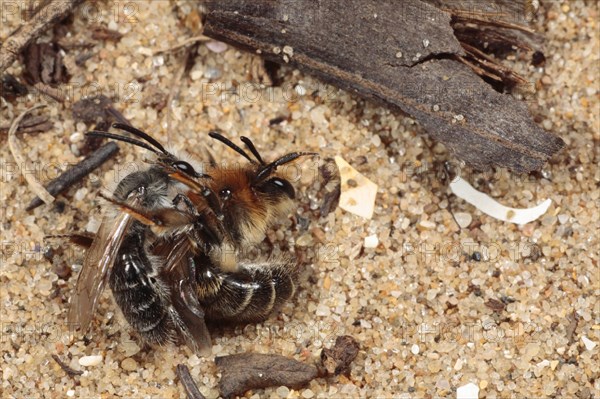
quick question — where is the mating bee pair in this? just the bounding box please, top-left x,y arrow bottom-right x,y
68,123 -> 315,353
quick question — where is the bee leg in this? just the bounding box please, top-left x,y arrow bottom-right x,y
196,257 -> 297,323
44,233 -> 95,248
168,258 -> 212,354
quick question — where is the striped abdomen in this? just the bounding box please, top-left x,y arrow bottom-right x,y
109,229 -> 174,345
194,255 -> 297,323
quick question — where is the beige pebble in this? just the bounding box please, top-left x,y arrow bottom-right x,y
121,358 -> 138,371
78,355 -> 103,367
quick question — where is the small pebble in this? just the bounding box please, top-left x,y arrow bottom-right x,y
206,40 -> 227,53
411,344 -> 420,355
78,355 -> 103,367
454,212 -> 472,228
121,358 -> 138,371
316,304 -> 331,317
457,382 -> 479,399
302,389 -> 315,398
276,386 -> 290,397
364,234 -> 379,248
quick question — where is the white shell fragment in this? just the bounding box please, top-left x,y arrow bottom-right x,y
449,176 -> 551,224
457,382 -> 479,399
364,234 -> 379,248
78,355 -> 103,367
582,336 -> 597,351
334,156 -> 378,219
205,40 -> 228,53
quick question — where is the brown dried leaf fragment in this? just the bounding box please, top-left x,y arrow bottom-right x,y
484,298 -> 506,312
91,25 -> 123,42
319,158 -> 341,217
72,95 -> 114,124
319,335 -> 360,377
215,353 -> 318,398
176,364 -> 206,399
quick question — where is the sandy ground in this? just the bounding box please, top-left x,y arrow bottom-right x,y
1,1 -> 598,398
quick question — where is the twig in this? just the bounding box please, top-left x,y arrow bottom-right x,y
0,114 -> 51,134
33,82 -> 66,102
176,364 -> 206,399
51,354 -> 83,377
153,35 -> 211,55
26,142 -> 120,211
0,0 -> 83,74
8,104 -> 55,206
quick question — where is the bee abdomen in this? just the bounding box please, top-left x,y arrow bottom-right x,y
197,259 -> 296,323
109,233 -> 174,345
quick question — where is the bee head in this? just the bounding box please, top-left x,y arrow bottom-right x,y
208,132 -> 315,246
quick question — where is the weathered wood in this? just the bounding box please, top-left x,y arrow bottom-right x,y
203,0 -> 564,173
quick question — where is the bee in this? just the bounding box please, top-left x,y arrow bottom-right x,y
67,123 -> 315,353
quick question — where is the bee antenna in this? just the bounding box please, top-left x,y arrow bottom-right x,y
254,152 -> 317,183
85,131 -> 160,155
208,131 -> 255,164
240,136 -> 265,165
111,123 -> 168,154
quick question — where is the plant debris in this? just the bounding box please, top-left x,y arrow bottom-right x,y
8,105 -> 55,206
203,0 -> 564,172
71,95 -> 115,125
26,142 -> 119,211
449,173 -> 552,224
319,158 -> 341,217
176,364 -> 206,399
0,74 -> 28,100
0,0 -> 83,74
51,354 -> 83,377
91,25 -> 123,42
484,298 -> 506,312
334,156 -> 377,219
0,114 -> 52,135
22,42 -> 69,87
319,335 -> 360,377
214,353 -> 318,398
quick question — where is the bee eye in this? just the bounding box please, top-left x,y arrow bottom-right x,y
172,161 -> 197,177
219,188 -> 232,201
272,178 -> 285,187
262,178 -> 295,199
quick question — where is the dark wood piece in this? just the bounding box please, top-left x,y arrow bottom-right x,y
215,353 -> 318,398
26,142 -> 119,211
203,0 -> 564,173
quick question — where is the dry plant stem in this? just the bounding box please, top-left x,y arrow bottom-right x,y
176,364 -> 206,399
33,82 -> 66,102
26,142 -> 120,211
0,0 -> 83,74
153,35 -> 211,55
51,354 -> 83,377
8,104 -> 55,206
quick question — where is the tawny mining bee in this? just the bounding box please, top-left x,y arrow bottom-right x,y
67,123 -> 315,353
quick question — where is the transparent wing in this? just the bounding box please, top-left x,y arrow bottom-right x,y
68,197 -> 140,333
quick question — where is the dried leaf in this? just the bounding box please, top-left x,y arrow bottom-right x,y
91,25 -> 123,41
215,353 -> 318,398
71,95 -> 114,124
319,335 -> 360,377
484,298 -> 506,312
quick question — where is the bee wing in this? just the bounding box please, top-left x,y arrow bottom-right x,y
68,201 -> 138,332
155,236 -> 212,354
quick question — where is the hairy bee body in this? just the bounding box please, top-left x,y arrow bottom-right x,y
67,123 -> 314,353
194,254 -> 297,322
